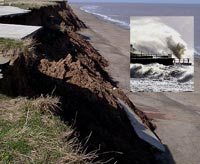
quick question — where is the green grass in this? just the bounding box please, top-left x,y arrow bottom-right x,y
2,0 -> 58,9
0,38 -> 35,59
0,96 -> 99,164
3,3 -> 53,9
0,38 -> 24,51
0,94 -> 11,101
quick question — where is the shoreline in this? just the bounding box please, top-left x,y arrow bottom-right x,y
71,4 -> 130,91
72,5 -> 200,164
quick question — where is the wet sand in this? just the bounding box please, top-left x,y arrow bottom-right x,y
71,4 -> 200,164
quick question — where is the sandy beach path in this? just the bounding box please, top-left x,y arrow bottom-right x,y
71,4 -> 200,164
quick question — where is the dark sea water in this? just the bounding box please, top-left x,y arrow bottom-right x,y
76,3 -> 200,57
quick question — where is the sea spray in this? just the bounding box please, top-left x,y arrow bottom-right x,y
130,17 -> 193,60
166,36 -> 185,59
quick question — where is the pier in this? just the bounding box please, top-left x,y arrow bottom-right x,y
130,51 -> 192,66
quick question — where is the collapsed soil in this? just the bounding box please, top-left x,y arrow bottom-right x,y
0,2 -> 159,164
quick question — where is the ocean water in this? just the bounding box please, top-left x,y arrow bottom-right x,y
78,3 -> 200,57
130,63 -> 194,92
77,3 -> 197,92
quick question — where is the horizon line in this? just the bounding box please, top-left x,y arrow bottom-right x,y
69,2 -> 200,5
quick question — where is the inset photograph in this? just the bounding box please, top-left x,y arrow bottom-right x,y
130,16 -> 194,92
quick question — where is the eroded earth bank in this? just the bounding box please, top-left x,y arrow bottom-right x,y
0,2 -> 161,163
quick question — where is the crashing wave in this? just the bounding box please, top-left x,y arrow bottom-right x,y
130,63 -> 193,83
130,17 -> 194,60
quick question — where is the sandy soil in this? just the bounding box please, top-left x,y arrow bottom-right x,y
71,5 -> 200,164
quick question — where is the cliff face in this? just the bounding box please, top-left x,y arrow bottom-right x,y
0,2 -> 86,31
0,2 -> 158,164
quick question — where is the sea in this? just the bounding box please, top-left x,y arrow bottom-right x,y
74,3 -> 200,92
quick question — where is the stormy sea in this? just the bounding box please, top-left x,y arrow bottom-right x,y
130,16 -> 194,92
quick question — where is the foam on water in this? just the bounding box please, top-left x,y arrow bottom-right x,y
130,63 -> 194,92
80,5 -> 130,29
130,78 -> 194,92
130,63 -> 193,82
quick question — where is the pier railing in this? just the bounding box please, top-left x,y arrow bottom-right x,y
173,58 -> 191,65
130,50 -> 192,65
131,52 -> 171,58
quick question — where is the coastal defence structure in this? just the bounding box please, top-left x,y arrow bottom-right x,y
130,46 -> 192,66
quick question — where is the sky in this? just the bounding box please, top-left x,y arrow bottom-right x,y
69,0 -> 200,4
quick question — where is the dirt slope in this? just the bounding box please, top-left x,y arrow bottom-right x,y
0,2 -> 159,163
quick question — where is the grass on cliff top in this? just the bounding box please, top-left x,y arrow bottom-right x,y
0,38 -> 24,50
0,95 -> 98,164
2,0 -> 58,9
0,38 -> 35,57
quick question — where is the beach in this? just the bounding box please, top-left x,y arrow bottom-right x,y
71,5 -> 200,164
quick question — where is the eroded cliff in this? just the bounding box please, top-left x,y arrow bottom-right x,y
0,2 -> 158,164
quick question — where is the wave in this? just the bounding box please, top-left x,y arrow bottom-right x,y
130,63 -> 193,83
80,5 -> 130,29
130,17 -> 194,61
130,78 -> 194,92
